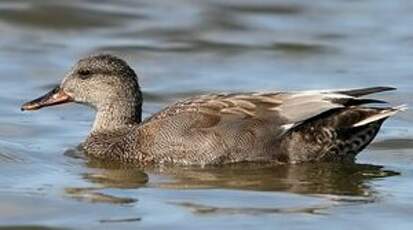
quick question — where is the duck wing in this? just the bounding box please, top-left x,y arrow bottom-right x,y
145,87 -> 394,134
332,86 -> 396,97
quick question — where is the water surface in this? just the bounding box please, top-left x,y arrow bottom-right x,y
1,0 -> 413,229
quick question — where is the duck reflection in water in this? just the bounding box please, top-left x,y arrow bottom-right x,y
65,146 -> 399,212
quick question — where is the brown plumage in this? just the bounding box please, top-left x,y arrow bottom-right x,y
21,54 -> 406,166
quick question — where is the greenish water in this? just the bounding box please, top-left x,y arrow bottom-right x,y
1,0 -> 413,229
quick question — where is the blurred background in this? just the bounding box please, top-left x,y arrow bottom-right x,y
0,0 -> 412,229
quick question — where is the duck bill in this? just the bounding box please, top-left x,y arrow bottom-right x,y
21,86 -> 73,111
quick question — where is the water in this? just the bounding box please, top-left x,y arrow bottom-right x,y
1,0 -> 413,229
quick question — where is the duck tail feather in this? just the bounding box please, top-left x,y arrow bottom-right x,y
352,105 -> 407,127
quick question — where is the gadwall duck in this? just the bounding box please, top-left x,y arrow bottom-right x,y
22,54 -> 405,166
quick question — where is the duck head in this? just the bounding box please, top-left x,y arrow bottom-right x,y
22,54 -> 143,131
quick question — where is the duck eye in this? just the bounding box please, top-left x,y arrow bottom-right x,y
78,70 -> 92,79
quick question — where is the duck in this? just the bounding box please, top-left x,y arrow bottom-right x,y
21,54 -> 405,166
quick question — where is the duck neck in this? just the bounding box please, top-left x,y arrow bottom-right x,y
92,100 -> 142,133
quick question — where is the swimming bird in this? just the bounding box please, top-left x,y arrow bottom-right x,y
21,54 -> 405,166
